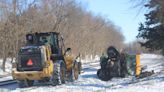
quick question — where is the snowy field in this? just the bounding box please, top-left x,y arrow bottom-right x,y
0,59 -> 12,77
0,54 -> 164,92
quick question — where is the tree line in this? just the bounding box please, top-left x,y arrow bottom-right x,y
0,0 -> 125,71
133,0 -> 164,55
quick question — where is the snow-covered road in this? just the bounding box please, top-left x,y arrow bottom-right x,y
0,54 -> 164,92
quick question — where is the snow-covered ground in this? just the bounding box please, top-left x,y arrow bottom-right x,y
0,54 -> 164,92
0,59 -> 12,76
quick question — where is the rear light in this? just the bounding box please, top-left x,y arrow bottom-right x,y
27,59 -> 33,66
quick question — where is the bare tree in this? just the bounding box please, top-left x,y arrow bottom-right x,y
0,0 -> 125,71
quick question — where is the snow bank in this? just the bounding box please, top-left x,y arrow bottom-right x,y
0,58 -> 13,76
140,54 -> 164,73
0,54 -> 164,92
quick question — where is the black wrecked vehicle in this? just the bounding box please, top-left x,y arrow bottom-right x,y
97,46 -> 128,81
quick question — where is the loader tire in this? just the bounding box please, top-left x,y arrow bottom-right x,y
27,80 -> 34,87
51,60 -> 66,86
116,60 -> 121,77
78,62 -> 82,74
69,61 -> 79,82
97,69 -> 107,81
97,69 -> 108,81
18,80 -> 26,88
97,69 -> 111,81
38,77 -> 50,83
18,80 -> 34,88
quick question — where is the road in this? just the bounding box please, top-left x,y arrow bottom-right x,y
0,54 -> 164,92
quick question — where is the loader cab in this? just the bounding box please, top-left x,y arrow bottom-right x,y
26,32 -> 61,54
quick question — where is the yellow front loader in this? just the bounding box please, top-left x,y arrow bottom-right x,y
12,32 -> 81,87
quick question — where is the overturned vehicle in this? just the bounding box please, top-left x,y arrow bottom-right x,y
97,46 -> 128,81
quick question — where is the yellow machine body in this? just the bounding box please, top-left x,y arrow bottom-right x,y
12,45 -> 54,80
12,32 -> 80,87
135,54 -> 141,76
65,54 -> 74,72
12,61 -> 53,80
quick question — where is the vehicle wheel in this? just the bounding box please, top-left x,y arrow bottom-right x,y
38,77 -> 50,83
97,69 -> 101,78
97,69 -> 111,81
26,80 -> 34,87
78,62 -> 82,74
97,69 -> 107,80
69,61 -> 79,82
118,60 -> 122,76
74,61 -> 79,80
60,62 -> 66,84
18,80 -> 26,88
121,67 -> 128,78
51,60 -> 66,86
18,80 -> 34,88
